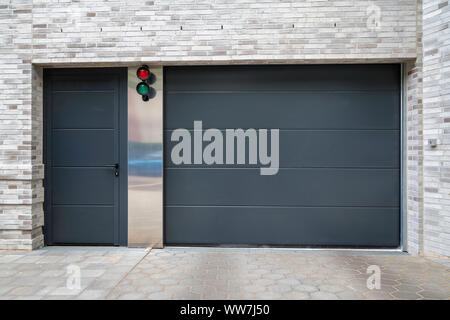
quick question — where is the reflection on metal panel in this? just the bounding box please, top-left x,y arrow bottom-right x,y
128,67 -> 163,248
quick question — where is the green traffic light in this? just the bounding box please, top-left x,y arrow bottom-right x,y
136,82 -> 149,95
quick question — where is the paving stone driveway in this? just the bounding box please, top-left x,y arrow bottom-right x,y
0,247 -> 448,300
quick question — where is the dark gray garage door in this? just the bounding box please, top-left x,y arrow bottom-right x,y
164,64 -> 400,247
44,68 -> 127,245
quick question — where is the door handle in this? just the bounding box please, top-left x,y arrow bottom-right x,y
104,163 -> 119,176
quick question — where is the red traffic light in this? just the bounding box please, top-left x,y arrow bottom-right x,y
137,65 -> 150,80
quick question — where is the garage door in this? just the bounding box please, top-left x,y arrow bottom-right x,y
164,65 -> 400,247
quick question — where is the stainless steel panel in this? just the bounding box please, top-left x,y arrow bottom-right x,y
127,66 -> 163,248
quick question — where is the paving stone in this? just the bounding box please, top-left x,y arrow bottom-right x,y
175,292 -> 202,300
147,291 -> 175,299
278,278 -> 301,286
136,285 -> 164,294
86,279 -> 120,291
337,291 -> 365,300
76,290 -> 109,300
7,286 -> 43,296
311,291 -> 339,300
0,270 -> 18,278
394,284 -> 422,293
300,278 -> 325,287
159,278 -> 179,286
0,255 -> 24,263
346,281 -> 372,292
131,279 -> 157,287
1,248 -> 449,300
81,269 -> 107,278
242,285 -> 266,293
364,291 -> 395,300
12,295 -> 43,300
263,273 -> 284,280
318,285 -> 344,293
419,284 -> 449,292
293,284 -> 318,293
391,291 -> 422,300
253,278 -> 275,286
190,285 -> 217,296
228,279 -> 251,287
118,293 -> 147,300
253,291 -> 283,299
281,291 -> 309,300
126,272 -> 148,280
267,284 -> 291,293
228,292 -> 257,300
47,286 -> 81,297
418,290 -> 449,299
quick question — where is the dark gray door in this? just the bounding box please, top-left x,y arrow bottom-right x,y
44,68 -> 127,245
164,64 -> 400,247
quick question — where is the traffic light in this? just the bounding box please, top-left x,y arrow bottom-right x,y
136,65 -> 155,101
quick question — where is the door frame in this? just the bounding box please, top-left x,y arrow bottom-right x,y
400,63 -> 407,252
43,67 -> 128,246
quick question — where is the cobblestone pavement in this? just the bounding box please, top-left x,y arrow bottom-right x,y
0,247 -> 146,300
0,247 -> 448,300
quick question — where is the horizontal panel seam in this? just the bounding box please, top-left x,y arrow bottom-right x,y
163,129 -> 400,131
165,90 -> 400,93
164,167 -> 401,170
165,205 -> 400,208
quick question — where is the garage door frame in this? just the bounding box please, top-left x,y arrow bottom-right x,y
162,63 -> 406,249
43,67 -> 128,246
400,63 -> 407,252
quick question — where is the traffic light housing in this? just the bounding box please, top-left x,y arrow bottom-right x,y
136,65 -> 155,101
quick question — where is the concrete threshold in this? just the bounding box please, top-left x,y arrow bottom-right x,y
163,246 -> 407,255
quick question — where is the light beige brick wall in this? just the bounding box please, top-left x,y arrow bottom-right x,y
30,0 -> 417,64
404,0 -> 450,258
0,0 -> 44,250
421,0 -> 450,257
406,0 -> 424,255
5,0 -> 446,253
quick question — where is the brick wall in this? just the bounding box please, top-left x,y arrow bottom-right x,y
30,0 -> 417,64
0,0 -> 44,250
406,0 -> 424,255
3,0 -> 448,256
421,0 -> 450,257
